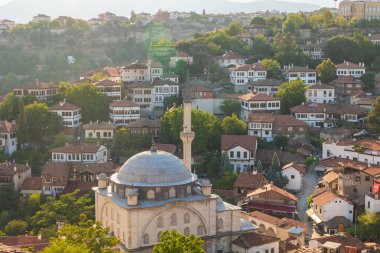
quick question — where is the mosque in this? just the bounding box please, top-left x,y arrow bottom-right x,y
94,79 -> 256,252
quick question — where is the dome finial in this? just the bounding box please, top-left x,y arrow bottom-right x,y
150,137 -> 157,153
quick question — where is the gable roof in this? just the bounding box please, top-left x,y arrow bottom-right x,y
282,162 -> 306,174
323,171 -> 339,183
221,135 -> 256,152
274,115 -> 308,126
311,232 -> 367,250
230,62 -> 266,72
247,183 -> 298,201
248,79 -> 281,87
307,83 -> 334,90
0,162 -> 30,176
312,190 -> 350,206
232,232 -> 280,249
219,50 -> 243,60
50,142 -> 104,154
336,61 -> 365,70
281,66 -> 316,73
82,121 -> 117,130
330,75 -> 363,84
234,172 -> 266,189
95,79 -> 120,87
21,177 -> 42,191
239,93 -> 280,102
0,121 -> 17,133
50,101 -> 81,111
125,119 -> 160,128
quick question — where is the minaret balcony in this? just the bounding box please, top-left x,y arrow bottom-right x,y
180,131 -> 195,141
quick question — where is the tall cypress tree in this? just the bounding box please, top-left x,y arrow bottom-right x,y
17,98 -> 28,147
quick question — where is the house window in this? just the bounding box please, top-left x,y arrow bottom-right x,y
271,248 -> 275,253
237,152 -> 240,158
291,175 -> 295,179
365,176 -> 370,182
217,218 -> 223,230
368,201 -> 371,209
243,152 -> 247,158
230,151 -> 234,158
157,217 -> 164,228
143,233 -> 149,244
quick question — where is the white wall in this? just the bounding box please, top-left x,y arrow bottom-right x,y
282,167 -> 303,191
232,239 -> 279,253
323,198 -> 354,222
365,194 -> 380,213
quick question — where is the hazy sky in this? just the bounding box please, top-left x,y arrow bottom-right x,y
231,0 -> 334,6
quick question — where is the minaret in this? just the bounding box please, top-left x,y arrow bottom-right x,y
180,71 -> 195,172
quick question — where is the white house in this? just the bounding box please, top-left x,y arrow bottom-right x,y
217,51 -> 246,68
230,62 -> 267,92
322,138 -> 380,165
152,79 -> 179,108
147,61 -> 163,80
109,100 -> 140,126
50,142 -> 108,163
232,232 -> 280,253
169,51 -> 194,67
0,161 -> 31,191
306,83 -> 335,104
365,193 -> 380,213
94,79 -> 122,101
0,121 -> 17,156
282,163 -> 306,191
83,121 -> 118,139
161,73 -> 179,83
239,93 -> 280,121
67,56 -> 75,64
336,61 -> 366,79
368,33 -> 380,45
247,79 -> 281,96
221,135 -> 257,173
50,100 -> 82,128
308,190 -> 354,223
121,62 -> 149,82
281,65 -> 317,85
169,11 -> 191,20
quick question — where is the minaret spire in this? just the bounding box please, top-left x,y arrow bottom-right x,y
180,68 -> 195,172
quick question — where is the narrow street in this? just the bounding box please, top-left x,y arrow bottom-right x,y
296,163 -> 322,238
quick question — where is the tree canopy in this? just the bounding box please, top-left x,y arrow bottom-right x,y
221,114 -> 247,135
316,58 -> 336,83
277,80 -> 306,114
153,230 -> 206,253
219,99 -> 241,116
368,96 -> 380,133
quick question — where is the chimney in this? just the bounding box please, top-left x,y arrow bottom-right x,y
338,224 -> 345,234
14,166 -> 17,172
38,234 -> 42,240
60,98 -> 66,107
26,161 -> 29,167
252,170 -> 257,175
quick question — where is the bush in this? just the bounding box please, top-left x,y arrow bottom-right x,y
4,220 -> 28,236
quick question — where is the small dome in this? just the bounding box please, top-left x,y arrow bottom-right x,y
111,150 -> 196,187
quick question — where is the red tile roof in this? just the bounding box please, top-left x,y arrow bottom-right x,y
95,79 -> 120,87
0,121 -> 17,133
0,235 -> 49,252
155,143 -> 176,154
336,61 -> 365,70
110,100 -> 139,108
234,172 -> 267,189
307,83 -> 334,90
50,142 -> 103,154
221,135 -> 257,152
312,190 -> 351,206
231,62 -> 266,72
219,50 -> 243,60
274,115 -> 308,126
232,232 -> 280,249
103,67 -> 120,77
50,101 -> 81,111
124,62 -> 148,69
247,183 -> 298,201
282,162 -> 306,174
330,75 -> 363,84
41,162 -> 70,178
21,177 -> 42,191
0,162 -> 30,176
290,103 -> 368,115
323,171 -> 339,183
311,232 -> 367,250
239,93 -> 280,102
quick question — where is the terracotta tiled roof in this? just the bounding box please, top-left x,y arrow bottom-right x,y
0,121 -> 17,133
103,67 -> 120,77
290,103 -> 368,115
148,61 -> 163,68
247,183 -> 298,201
355,99 -> 374,106
60,181 -> 96,196
0,162 -> 30,176
369,34 -> 380,40
70,161 -> 116,174
124,62 -> 148,69
324,216 -> 353,229
363,167 -> 380,177
355,138 -> 380,152
275,115 -> 308,126
110,100 -> 139,108
239,93 -> 280,102
0,235 -> 49,252
281,66 -> 316,73
232,232 -> 280,249
247,113 -> 276,123
248,79 -> 281,87
352,92 -> 370,99
125,119 -> 160,128
312,190 -> 350,206
0,243 -> 25,252
312,232 -> 367,250
323,171 -> 338,183
41,162 -> 70,177
21,177 -> 42,191
330,75 -> 363,84
50,101 -> 81,111
50,142 -> 103,154
82,121 -> 117,130
219,50 -> 243,60
307,83 -> 334,90
234,172 -> 266,189
282,162 -> 306,174
95,79 -> 120,87
221,135 -> 257,152
231,62 -> 266,72
191,86 -> 213,92
336,61 -> 365,70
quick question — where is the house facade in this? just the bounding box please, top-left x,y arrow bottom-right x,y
121,62 -> 149,82
83,121 -> 118,139
51,142 -> 108,163
281,65 -> 317,85
230,62 -> 267,92
336,61 -> 366,79
239,93 -> 280,121
13,81 -> 58,102
50,100 -> 82,128
306,83 -> 335,104
95,79 -> 122,101
330,76 -> 364,102
109,100 -> 141,126
0,121 -> 17,156
0,161 -> 31,191
232,233 -> 280,253
152,79 -> 179,108
126,83 -> 153,112
221,135 -> 257,173
217,51 -> 246,67
282,163 -> 306,191
247,79 -> 281,96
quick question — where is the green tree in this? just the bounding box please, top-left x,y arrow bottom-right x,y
316,58 -> 336,83
226,21 -> 243,36
347,211 -> 380,241
250,34 -> 273,60
17,98 -> 28,146
58,83 -> 110,123
277,80 -> 306,114
368,96 -> 380,133
273,33 -> 305,65
256,160 -> 263,173
261,59 -> 281,79
250,17 -> 266,26
163,96 -> 183,111
219,99 -> 241,116
24,102 -> 62,145
220,152 -> 231,175
153,230 -> 205,253
221,114 -> 247,135
0,93 -> 20,121
4,220 -> 28,236
41,216 -> 118,253
361,72 -> 376,92
160,107 -> 222,154
265,152 -> 288,188
41,240 -> 90,253
31,190 -> 94,233
0,73 -> 18,94
173,60 -> 188,83
273,135 -> 288,149
0,184 -> 19,214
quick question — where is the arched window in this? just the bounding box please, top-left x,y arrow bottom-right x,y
143,233 -> 150,244
197,225 -> 204,236
147,190 -> 155,199
187,185 -> 192,195
184,213 -> 190,224
217,218 -> 223,230
157,216 -> 164,228
157,231 -> 162,242
184,227 -> 190,236
170,213 -> 177,226
169,187 -> 176,198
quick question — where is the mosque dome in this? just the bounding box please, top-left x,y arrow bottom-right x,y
111,149 -> 197,187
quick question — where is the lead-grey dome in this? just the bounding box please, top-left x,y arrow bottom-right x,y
111,150 -> 197,187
